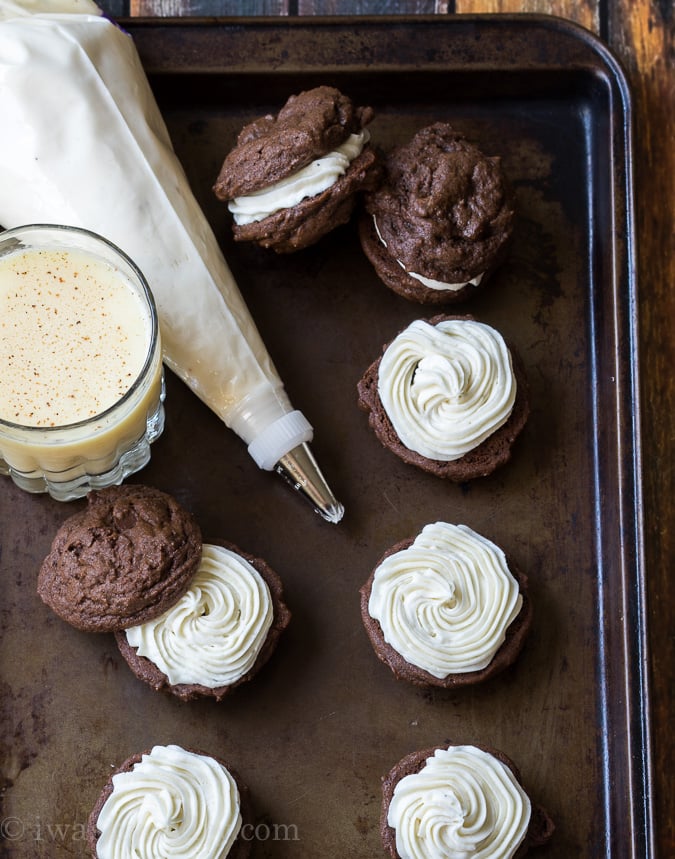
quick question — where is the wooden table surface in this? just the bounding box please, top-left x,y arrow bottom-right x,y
102,1 -> 673,855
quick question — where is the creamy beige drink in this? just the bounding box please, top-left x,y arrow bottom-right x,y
0,247 -> 150,426
0,225 -> 164,499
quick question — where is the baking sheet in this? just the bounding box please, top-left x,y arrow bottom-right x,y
0,14 -> 652,858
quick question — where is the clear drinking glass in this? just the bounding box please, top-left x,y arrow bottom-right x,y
0,224 -> 165,501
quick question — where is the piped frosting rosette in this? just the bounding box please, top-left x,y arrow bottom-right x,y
117,541 -> 290,700
125,544 -> 273,687
357,313 -> 529,480
90,745 -> 244,859
364,523 -> 525,683
378,318 -> 516,462
385,745 -> 531,859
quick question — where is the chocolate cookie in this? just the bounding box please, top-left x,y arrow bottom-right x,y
357,314 -> 529,481
37,484 -> 202,633
381,744 -> 554,859
115,539 -> 292,701
360,122 -> 514,303
213,85 -> 381,252
360,523 -> 532,688
87,745 -> 253,859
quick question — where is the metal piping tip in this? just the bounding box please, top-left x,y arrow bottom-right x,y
275,442 -> 344,524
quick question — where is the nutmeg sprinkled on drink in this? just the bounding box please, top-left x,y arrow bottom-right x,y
0,248 -> 151,427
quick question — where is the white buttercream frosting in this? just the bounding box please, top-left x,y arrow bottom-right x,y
408,267 -> 483,291
229,130 -> 369,225
388,745 -> 531,859
125,543 -> 274,688
368,522 -> 522,677
95,744 -> 242,859
373,216 -> 484,292
377,317 -> 516,461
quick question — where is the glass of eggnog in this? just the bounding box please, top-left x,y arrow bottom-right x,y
0,224 -> 165,501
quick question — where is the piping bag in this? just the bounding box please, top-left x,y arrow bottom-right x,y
0,0 -> 344,523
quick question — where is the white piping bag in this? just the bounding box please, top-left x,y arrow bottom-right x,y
0,1 -> 344,523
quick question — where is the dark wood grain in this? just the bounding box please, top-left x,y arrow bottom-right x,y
297,0 -> 443,12
455,0 -> 598,31
128,0 -> 446,12
129,0 -> 289,15
607,2 -> 675,855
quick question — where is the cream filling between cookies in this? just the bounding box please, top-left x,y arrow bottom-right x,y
373,216 -> 484,291
377,318 -> 516,462
125,543 -> 273,688
95,744 -> 242,859
368,522 -> 522,677
228,130 -> 370,225
387,745 -> 531,859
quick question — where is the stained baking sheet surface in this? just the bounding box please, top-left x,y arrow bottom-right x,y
0,15 -> 650,858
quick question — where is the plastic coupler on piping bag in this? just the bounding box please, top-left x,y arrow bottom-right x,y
0,0 -> 344,523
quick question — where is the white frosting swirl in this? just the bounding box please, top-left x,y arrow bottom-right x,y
368,522 -> 522,677
374,216 -> 484,292
388,745 -> 531,859
377,318 -> 516,461
95,744 -> 242,859
229,130 -> 369,224
125,543 -> 273,688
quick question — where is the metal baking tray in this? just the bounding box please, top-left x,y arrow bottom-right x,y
0,15 -> 652,858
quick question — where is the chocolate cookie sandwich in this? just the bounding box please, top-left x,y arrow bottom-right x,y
87,744 -> 253,859
213,85 -> 381,252
116,538 -> 291,702
360,522 -> 531,687
357,314 -> 529,481
37,484 -> 291,699
381,743 -> 554,858
359,123 -> 514,304
37,484 -> 202,633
